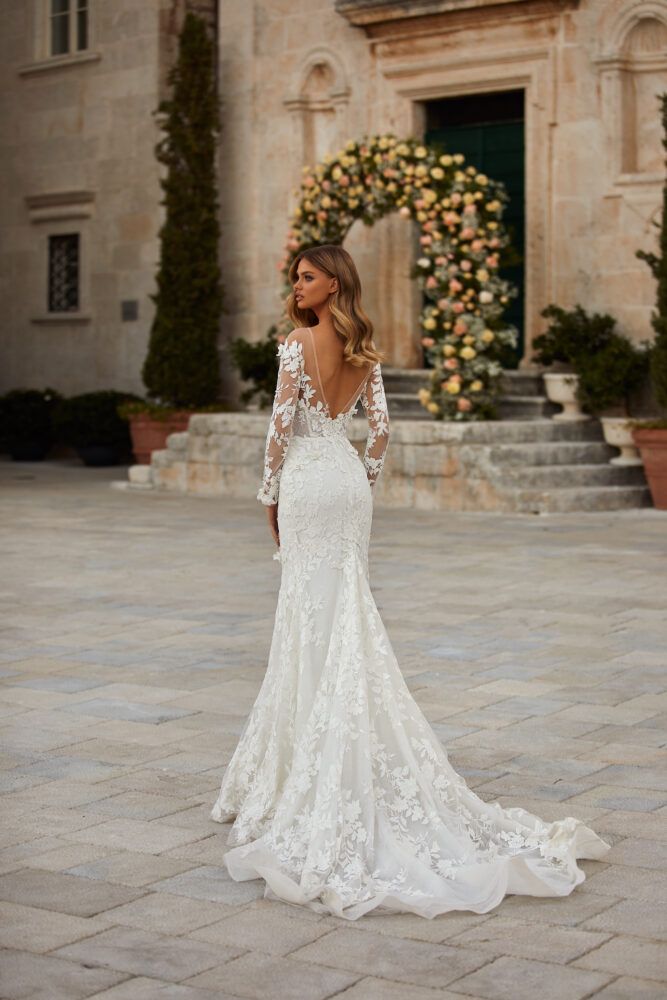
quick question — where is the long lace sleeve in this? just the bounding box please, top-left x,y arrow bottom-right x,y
359,362 -> 389,488
256,337 -> 304,505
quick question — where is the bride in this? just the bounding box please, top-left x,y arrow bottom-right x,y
211,244 -> 611,920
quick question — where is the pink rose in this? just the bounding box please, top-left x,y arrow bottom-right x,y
486,254 -> 499,268
452,302 -> 466,314
449,278 -> 463,292
471,240 -> 484,252
460,260 -> 472,272
464,204 -> 476,215
453,320 -> 468,335
421,336 -> 435,347
322,180 -> 331,191
461,227 -> 476,240
420,234 -> 432,245
437,298 -> 451,310
444,358 -> 459,370
339,175 -> 350,186
414,199 -> 426,210
457,397 -> 472,412
425,276 -> 438,288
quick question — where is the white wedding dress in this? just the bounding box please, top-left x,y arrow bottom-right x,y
211,326 -> 611,920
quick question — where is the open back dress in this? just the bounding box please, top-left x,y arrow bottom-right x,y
210,325 -> 611,920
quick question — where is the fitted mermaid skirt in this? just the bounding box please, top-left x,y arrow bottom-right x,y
210,433 -> 611,920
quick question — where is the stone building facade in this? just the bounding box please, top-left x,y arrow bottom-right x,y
1,0 -> 666,397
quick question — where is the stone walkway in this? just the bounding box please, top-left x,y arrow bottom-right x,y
0,458 -> 666,1000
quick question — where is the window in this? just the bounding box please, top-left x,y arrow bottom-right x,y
48,234 -> 80,312
49,0 -> 88,57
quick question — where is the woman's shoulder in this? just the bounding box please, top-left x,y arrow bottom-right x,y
286,327 -> 309,344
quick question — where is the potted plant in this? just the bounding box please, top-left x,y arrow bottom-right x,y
633,94 -> 667,509
574,330 -> 650,465
124,12 -> 225,464
532,304 -> 618,421
229,324 -> 282,409
0,388 -> 62,461
54,391 -> 142,466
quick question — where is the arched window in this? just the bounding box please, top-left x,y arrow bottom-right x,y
284,49 -> 350,167
596,4 -> 667,183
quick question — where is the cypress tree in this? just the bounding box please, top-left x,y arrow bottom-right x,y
637,92 -> 667,411
142,11 -> 223,409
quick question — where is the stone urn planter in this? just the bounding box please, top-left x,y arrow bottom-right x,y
631,426 -> 667,510
128,411 -> 192,464
600,417 -> 643,466
543,372 -> 589,422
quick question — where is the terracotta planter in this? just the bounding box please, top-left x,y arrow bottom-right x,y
600,417 -> 642,466
128,411 -> 192,464
632,427 -> 667,510
543,372 -> 589,422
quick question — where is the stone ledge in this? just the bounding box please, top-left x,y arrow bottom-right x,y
135,410 -> 642,513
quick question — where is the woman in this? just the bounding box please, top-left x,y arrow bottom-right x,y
211,244 -> 611,920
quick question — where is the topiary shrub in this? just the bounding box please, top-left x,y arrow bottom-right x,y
228,325 -> 282,407
532,303 -> 617,369
575,333 -> 650,415
0,388 -> 62,460
141,11 -> 224,411
637,92 -> 667,417
54,391 -> 142,451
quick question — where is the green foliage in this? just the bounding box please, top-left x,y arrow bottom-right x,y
141,12 -> 224,410
0,388 -> 62,445
229,326 -> 282,407
532,304 -> 617,367
117,398 -> 230,421
53,391 -> 142,449
637,92 -> 667,411
575,334 -> 650,415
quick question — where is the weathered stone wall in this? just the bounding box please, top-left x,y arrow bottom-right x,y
219,0 -> 667,378
1,0 -> 665,398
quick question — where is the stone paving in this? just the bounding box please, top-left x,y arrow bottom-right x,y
0,457 -> 666,1000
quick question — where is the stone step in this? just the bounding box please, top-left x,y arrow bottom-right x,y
498,369 -> 545,397
386,392 -> 557,421
383,367 -> 546,399
508,484 -> 652,514
488,440 -> 615,466
496,462 -> 647,489
386,393 -> 430,419
496,395 -> 557,420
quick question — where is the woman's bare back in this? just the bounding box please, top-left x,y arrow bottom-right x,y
301,326 -> 374,419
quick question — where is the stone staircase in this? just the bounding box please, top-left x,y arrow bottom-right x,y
382,368 -> 650,513
383,367 -> 557,420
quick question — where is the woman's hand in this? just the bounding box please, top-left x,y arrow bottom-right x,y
266,502 -> 279,547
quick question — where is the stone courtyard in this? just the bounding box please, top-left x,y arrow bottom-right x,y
0,458 -> 666,999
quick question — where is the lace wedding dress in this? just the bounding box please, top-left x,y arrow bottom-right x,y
211,326 -> 611,920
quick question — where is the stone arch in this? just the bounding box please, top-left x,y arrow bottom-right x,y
284,48 -> 351,168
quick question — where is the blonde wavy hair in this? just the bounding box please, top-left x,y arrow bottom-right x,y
286,245 -> 384,367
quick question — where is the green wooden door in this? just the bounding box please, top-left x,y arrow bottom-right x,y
425,114 -> 525,367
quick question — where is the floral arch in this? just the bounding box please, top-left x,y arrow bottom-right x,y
276,134 -> 518,421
